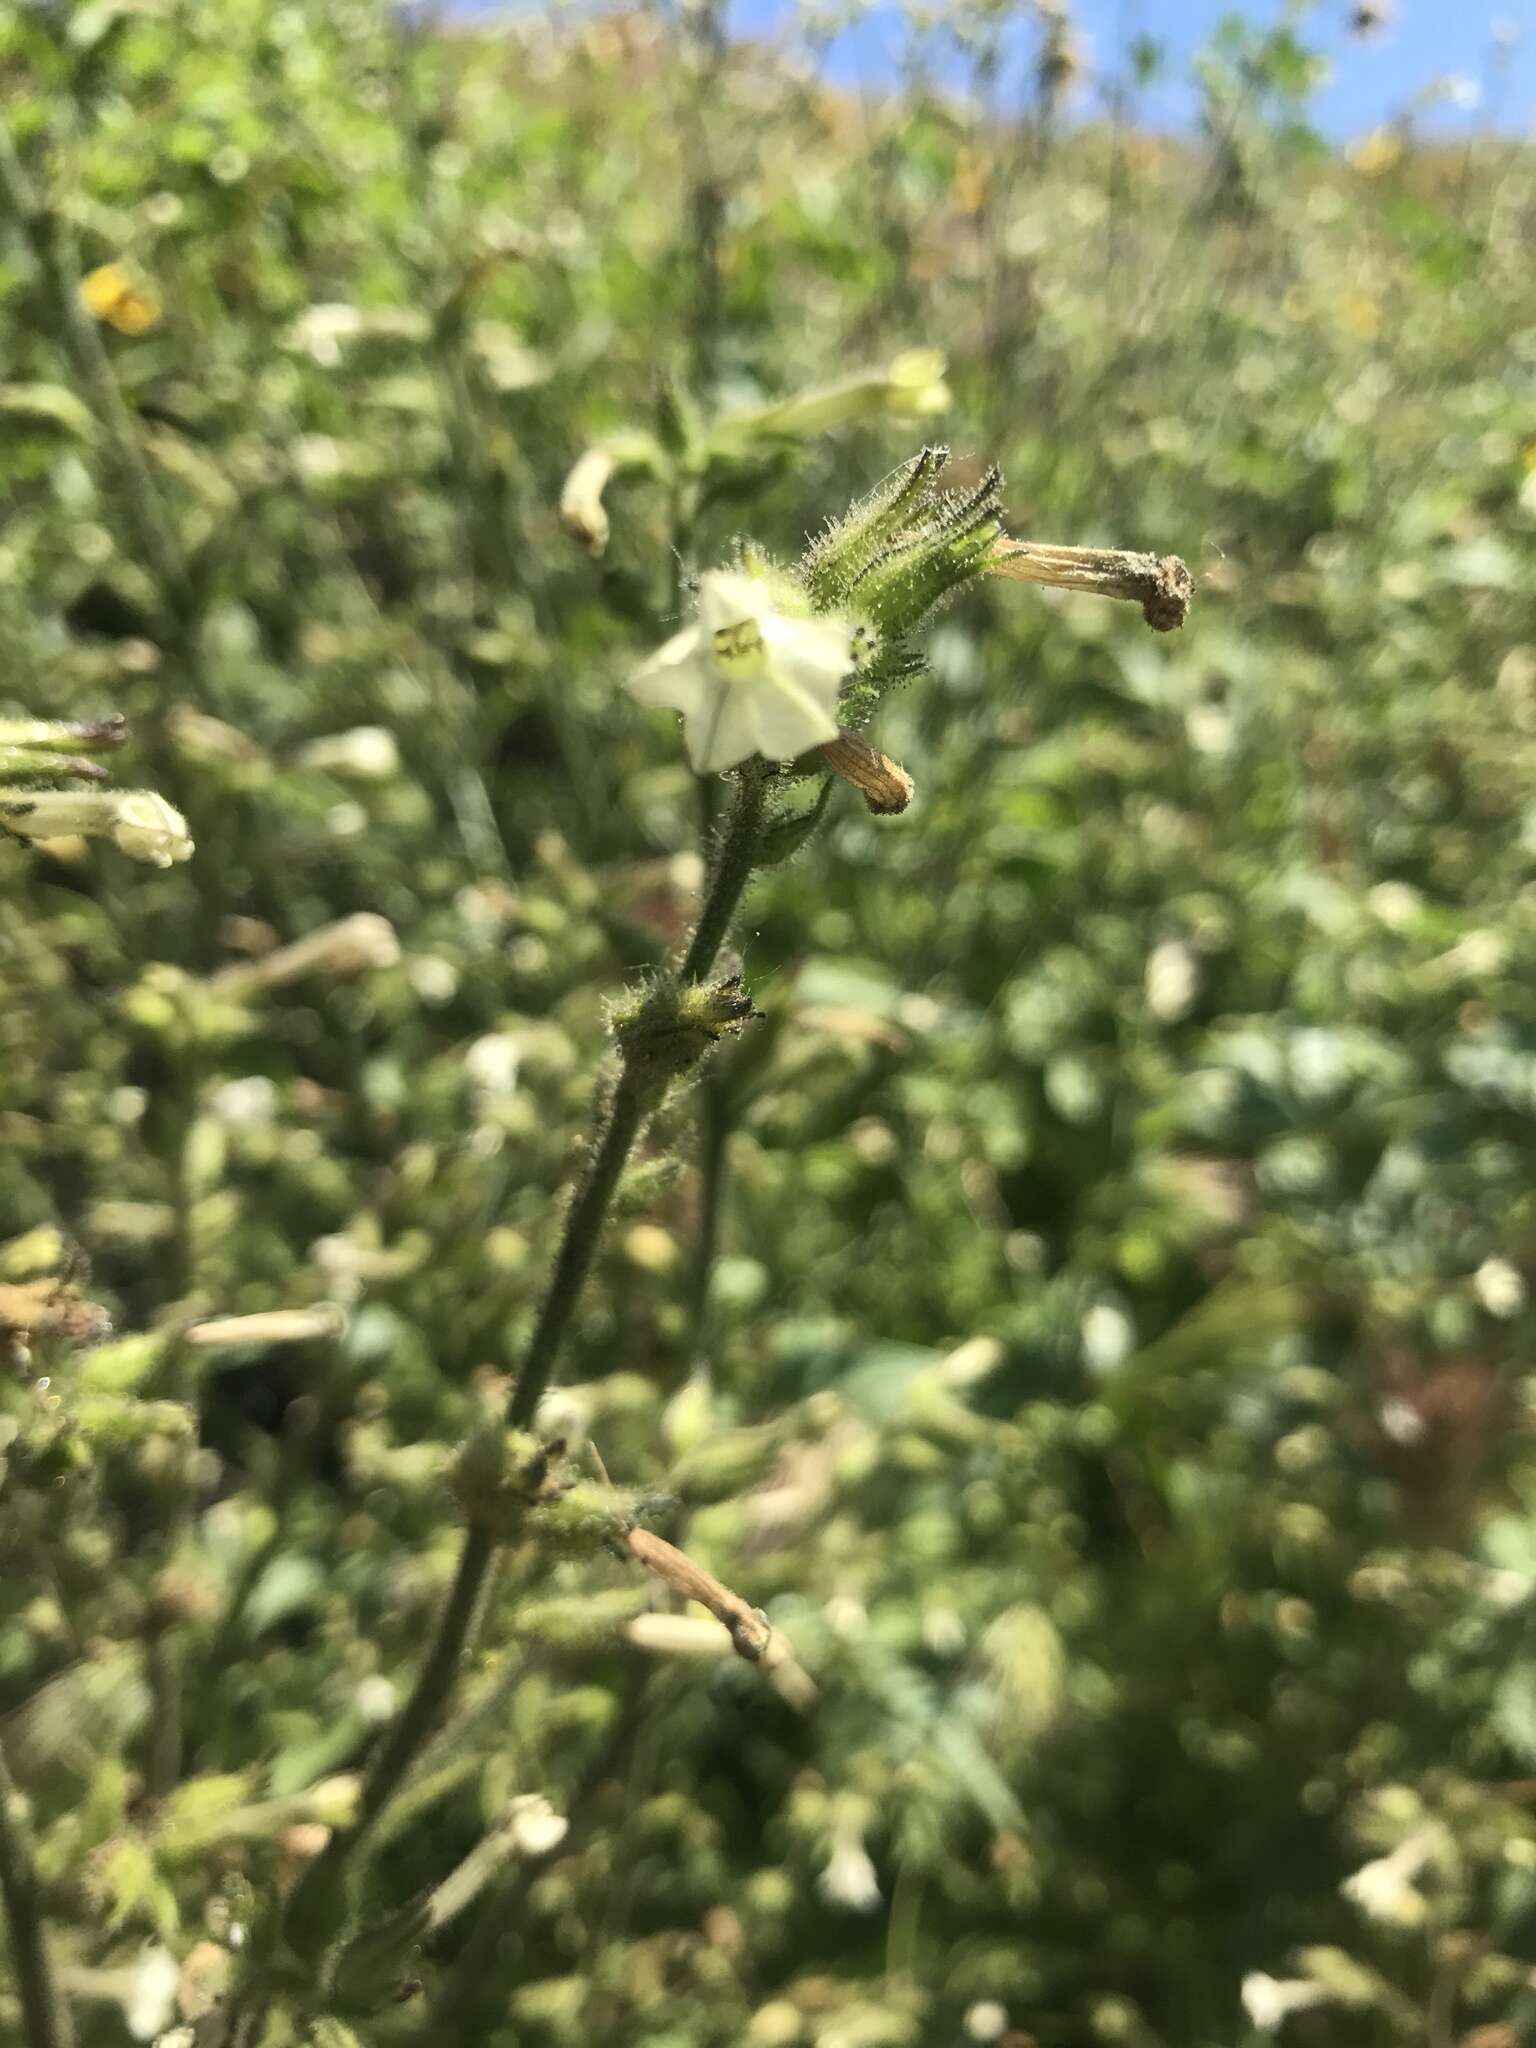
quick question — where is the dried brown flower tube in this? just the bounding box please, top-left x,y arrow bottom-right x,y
819,727 -> 915,814
990,540 -> 1195,632
623,1528 -> 817,1709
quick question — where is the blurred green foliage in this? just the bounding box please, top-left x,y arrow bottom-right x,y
2,2 -> 1536,2045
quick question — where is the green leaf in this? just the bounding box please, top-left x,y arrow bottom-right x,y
0,383 -> 95,438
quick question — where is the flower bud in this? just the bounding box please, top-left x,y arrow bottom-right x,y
803,448 -> 1005,654
0,788 -> 193,866
560,446 -> 617,555
559,431 -> 664,557
609,973 -> 760,1088
0,713 -> 126,785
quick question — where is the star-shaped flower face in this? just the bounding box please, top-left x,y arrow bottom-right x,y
626,570 -> 853,774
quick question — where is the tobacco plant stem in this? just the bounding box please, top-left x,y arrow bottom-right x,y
681,765 -> 767,981
271,769 -> 768,1966
0,1742 -> 72,2048
507,1069 -> 653,1430
684,1067 -> 730,1363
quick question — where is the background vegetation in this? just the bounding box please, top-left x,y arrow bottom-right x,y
2,2 -> 1535,2044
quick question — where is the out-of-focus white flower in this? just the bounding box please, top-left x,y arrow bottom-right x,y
1475,1257 -> 1526,1319
712,348 -> 950,447
1367,880 -> 1422,929
408,954 -> 459,1005
560,446 -> 618,556
1378,1395 -> 1426,1447
818,1822 -> 881,1912
297,726 -> 400,781
356,1674 -> 398,1723
558,431 -> 662,557
1145,937 -> 1198,1020
1186,704 -> 1233,755
823,1595 -> 869,1638
1082,1302 -> 1134,1376
965,2001 -> 1008,2041
125,1946 -> 180,2040
922,1605 -> 967,1655
1443,73 -> 1481,110
506,1793 -> 568,1857
627,570 -> 851,774
287,301 -> 365,365
880,347 -> 952,418
325,800 -> 368,840
465,1032 -> 522,1097
208,1076 -> 278,1127
294,434 -> 344,482
213,913 -> 401,996
1241,1972 -> 1329,2032
1341,1827 -> 1436,1924
0,788 -> 193,867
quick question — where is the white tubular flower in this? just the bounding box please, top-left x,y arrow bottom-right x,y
505,1793 -> 569,1857
1340,1827 -> 1436,1924
297,726 -> 400,781
559,446 -> 617,556
0,788 -> 193,866
817,1819 -> 881,1912
882,346 -> 951,418
211,912 -> 401,996
625,1611 -> 735,1659
1474,1256 -> 1525,1318
1240,1973 -> 1329,2032
964,2001 -> 1008,2041
111,793 -> 194,866
627,570 -> 851,774
125,1945 -> 180,2040
711,348 -> 950,445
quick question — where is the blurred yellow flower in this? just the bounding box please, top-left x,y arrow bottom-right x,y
948,150 -> 988,215
80,262 -> 162,335
1348,128 -> 1402,178
1337,290 -> 1380,341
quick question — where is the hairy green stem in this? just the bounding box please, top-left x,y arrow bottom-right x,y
0,1742 -> 72,2048
275,1524 -> 497,1959
261,771 -> 768,1993
354,1526 -> 499,1835
683,759 -> 730,1364
507,1070 -> 653,1429
684,1067 -> 730,1364
681,765 -> 768,981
